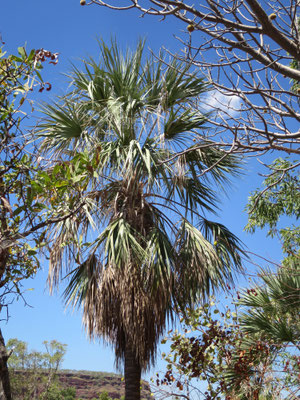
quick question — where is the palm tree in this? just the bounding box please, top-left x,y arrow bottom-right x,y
37,40 -> 245,400
239,262 -> 300,344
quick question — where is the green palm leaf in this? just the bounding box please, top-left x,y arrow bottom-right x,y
239,265 -> 300,343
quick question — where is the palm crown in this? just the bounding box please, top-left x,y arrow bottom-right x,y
38,40 -> 245,398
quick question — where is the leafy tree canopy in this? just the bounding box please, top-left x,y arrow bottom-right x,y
246,157 -> 300,267
0,44 -> 94,310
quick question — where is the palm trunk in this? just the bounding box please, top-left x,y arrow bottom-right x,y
0,327 -> 12,400
124,345 -> 141,400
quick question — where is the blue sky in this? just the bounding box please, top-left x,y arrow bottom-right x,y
1,0 -> 287,378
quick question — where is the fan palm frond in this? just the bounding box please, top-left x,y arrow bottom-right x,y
239,265 -> 300,343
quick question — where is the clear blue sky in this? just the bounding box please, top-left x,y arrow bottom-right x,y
1,0 -> 286,378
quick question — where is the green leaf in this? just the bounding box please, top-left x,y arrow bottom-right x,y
17,47 -> 27,59
35,69 -> 43,82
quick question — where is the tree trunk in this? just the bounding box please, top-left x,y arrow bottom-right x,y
0,327 -> 12,400
124,345 -> 141,400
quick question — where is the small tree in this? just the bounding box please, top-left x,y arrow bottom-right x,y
7,338 -> 66,400
0,43 -> 93,399
0,44 -> 58,400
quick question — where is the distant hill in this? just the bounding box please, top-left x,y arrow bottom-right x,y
57,370 -> 152,399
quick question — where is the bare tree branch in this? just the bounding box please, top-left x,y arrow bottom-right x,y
86,0 -> 300,163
